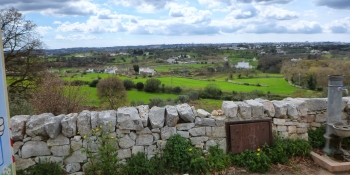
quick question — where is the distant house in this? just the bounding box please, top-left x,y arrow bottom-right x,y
291,58 -> 302,62
139,68 -> 156,76
86,68 -> 94,73
104,67 -> 118,74
236,61 -> 252,69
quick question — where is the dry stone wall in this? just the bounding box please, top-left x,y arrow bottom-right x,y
11,97 -> 350,174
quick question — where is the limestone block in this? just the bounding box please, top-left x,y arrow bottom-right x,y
195,117 -> 215,127
16,158 -> 36,170
177,131 -> 190,138
13,141 -> 23,154
285,121 -> 298,126
212,127 -> 226,137
272,101 -> 287,118
64,148 -> 87,163
306,115 -> 316,123
129,132 -> 137,140
119,135 -> 135,149
77,110 -> 92,137
288,126 -> 297,133
315,114 -> 326,122
205,140 -> 217,150
191,106 -> 198,117
277,126 -> 287,132
176,103 -> 195,122
189,127 -> 205,136
273,118 -> 286,125
137,105 -> 149,127
90,111 -> 99,129
165,105 -> 179,127
160,127 -> 176,140
278,131 -> 289,139
51,145 -> 70,156
284,98 -> 308,118
297,127 -> 308,134
197,109 -> 211,118
136,127 -> 152,134
71,138 -> 82,151
21,141 -> 51,158
221,101 -> 238,118
146,145 -> 157,155
302,98 -> 327,111
218,139 -> 227,153
255,98 -> 275,117
176,123 -> 195,131
152,133 -> 160,141
47,134 -> 69,146
297,123 -> 308,128
44,114 -> 64,139
26,113 -> 54,137
61,113 -> 78,137
190,137 -> 208,145
236,102 -> 251,119
136,134 -> 153,146
311,122 -> 321,127
244,100 -> 264,118
149,106 -> 165,128
34,156 -> 63,165
98,110 -> 117,132
132,146 -> 145,154
117,107 -> 140,123
205,127 -> 212,136
11,115 -> 31,141
117,120 -> 144,131
66,163 -> 81,173
117,149 -> 131,160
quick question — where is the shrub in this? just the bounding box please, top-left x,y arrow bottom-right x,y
148,98 -> 165,108
70,80 -> 89,86
308,125 -> 326,148
144,78 -> 161,92
163,134 -> 206,174
130,100 -> 144,106
122,152 -> 156,175
97,76 -> 128,110
89,79 -> 99,87
206,145 -> 231,172
176,95 -> 190,103
123,79 -> 135,90
136,82 -> 144,91
19,160 -> 65,175
231,148 -> 271,173
172,86 -> 182,94
188,91 -> 199,101
200,84 -> 222,99
9,93 -> 34,117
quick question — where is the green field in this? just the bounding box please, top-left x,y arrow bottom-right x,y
153,64 -> 213,71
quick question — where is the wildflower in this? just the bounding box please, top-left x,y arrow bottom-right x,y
111,136 -> 114,139
92,128 -> 95,132
257,153 -> 260,156
96,128 -> 100,132
257,148 -> 261,152
159,140 -> 163,143
189,148 -> 193,152
108,123 -> 112,127
77,131 -> 80,134
83,135 -> 87,139
100,125 -> 102,128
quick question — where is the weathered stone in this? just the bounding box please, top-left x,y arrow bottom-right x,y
44,114 -> 64,139
165,105 -> 179,127
176,103 -> 195,122
197,109 -> 211,118
284,98 -> 308,118
255,98 -> 275,117
13,141 -> 23,154
90,111 -> 99,129
16,158 -> 36,170
289,134 -> 298,140
311,122 -> 321,127
132,146 -> 145,154
189,127 -> 205,136
205,140 -> 217,150
34,156 -> 63,165
177,131 -> 190,138
236,102 -> 251,119
157,140 -> 167,149
211,110 -> 219,116
277,126 -> 287,132
205,127 -> 212,136
47,134 -> 69,146
315,114 -> 326,122
244,100 -> 264,118
299,133 -> 308,141
278,131 -> 289,139
221,101 -> 238,118
218,139 -> 227,153
298,123 -> 308,128
26,113 -> 54,137
297,128 -> 308,134
117,129 -> 131,134
146,145 -> 157,155
66,163 -> 81,173
161,127 -> 176,140
195,117 -> 215,126
272,101 -> 287,118
212,127 -> 226,137
137,105 -> 149,127
151,128 -> 160,133
119,135 -> 135,149
22,141 -> 51,158
64,148 -> 87,163
302,98 -> 327,111
149,106 -> 165,128
285,103 -> 299,119
61,113 -> 78,137
31,136 -> 43,141
152,133 -> 160,141
51,145 -> 70,156
215,119 -> 225,127
136,127 -> 152,134
190,137 -> 208,145
11,115 -> 31,141
306,115 -> 316,123
117,149 -> 131,160
285,121 -> 298,126
71,138 -> 82,151
273,118 -> 286,125
117,120 -> 144,131
82,137 -> 99,153
98,110 -> 117,132
191,106 -> 198,117
77,110 -> 92,137
117,107 -> 140,123
288,126 -> 297,133
176,123 -> 195,131
136,134 -> 153,145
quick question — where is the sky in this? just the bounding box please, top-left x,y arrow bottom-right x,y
2,0 -> 350,49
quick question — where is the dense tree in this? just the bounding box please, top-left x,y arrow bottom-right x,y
200,84 -> 222,99
133,64 -> 139,73
136,82 -> 144,91
257,56 -> 283,73
123,79 -> 135,90
97,76 -> 127,109
1,8 -> 46,94
144,78 -> 161,92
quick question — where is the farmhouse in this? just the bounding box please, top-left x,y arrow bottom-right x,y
139,68 -> 156,75
235,61 -> 252,69
86,68 -> 94,73
104,67 -> 118,74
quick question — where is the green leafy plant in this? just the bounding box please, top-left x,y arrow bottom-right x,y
18,160 -> 65,175
308,125 -> 326,148
122,152 -> 155,175
206,145 -> 231,172
83,123 -> 120,175
232,148 -> 271,173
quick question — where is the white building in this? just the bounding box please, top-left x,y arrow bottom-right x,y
139,68 -> 156,75
86,68 -> 94,73
236,61 -> 252,69
104,67 -> 118,74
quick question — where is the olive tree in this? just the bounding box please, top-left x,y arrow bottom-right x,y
97,76 -> 128,109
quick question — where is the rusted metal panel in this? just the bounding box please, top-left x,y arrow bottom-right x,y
226,119 -> 272,154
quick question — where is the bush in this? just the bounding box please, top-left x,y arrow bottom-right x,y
122,152 -> 156,175
176,95 -> 190,103
232,148 -> 271,173
89,79 -> 99,87
144,78 -> 161,92
136,82 -> 144,91
130,100 -> 144,106
200,84 -> 222,99
70,80 -> 89,86
163,134 -> 206,174
18,160 -> 65,175
9,93 -> 34,117
188,91 -> 199,101
172,86 -> 182,94
148,98 -> 166,108
308,125 -> 326,148
123,79 -> 135,90
97,76 -> 128,110
206,145 -> 231,172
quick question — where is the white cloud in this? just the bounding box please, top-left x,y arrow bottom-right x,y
288,20 -> 323,34
243,20 -> 322,34
53,21 -> 62,25
36,26 -> 53,36
326,17 -> 350,33
314,0 -> 350,10
55,34 -> 100,41
228,4 -> 259,19
259,6 -> 298,20
111,0 -> 174,13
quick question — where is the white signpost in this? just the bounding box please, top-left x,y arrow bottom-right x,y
0,30 -> 16,174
